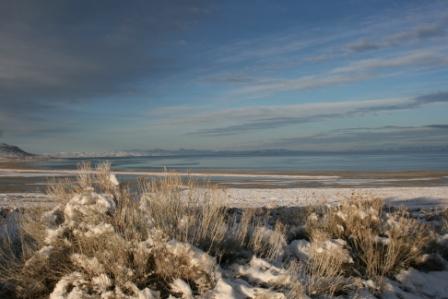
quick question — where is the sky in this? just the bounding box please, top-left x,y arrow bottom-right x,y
1,0 -> 448,153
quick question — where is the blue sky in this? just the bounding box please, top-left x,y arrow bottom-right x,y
1,0 -> 448,153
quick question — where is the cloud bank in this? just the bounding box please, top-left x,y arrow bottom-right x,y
268,124 -> 448,151
0,0 -> 208,113
1,1 -> 447,152
186,92 -> 448,136
348,19 -> 447,53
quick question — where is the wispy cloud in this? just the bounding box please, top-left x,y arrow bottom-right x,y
179,5 -> 448,111
348,19 -> 448,53
225,49 -> 448,100
2,1 -> 448,152
331,50 -> 447,74
193,6 -> 448,86
347,39 -> 382,52
267,124 -> 448,151
187,91 -> 448,136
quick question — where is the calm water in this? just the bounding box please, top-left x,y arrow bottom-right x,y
1,152 -> 448,193
27,152 -> 448,172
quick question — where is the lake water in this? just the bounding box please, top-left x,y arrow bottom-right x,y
1,152 -> 448,192
27,152 -> 448,172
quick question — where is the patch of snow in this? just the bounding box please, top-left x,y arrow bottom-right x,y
49,272 -> 87,299
231,256 -> 292,287
287,239 -> 311,261
395,268 -> 448,298
165,240 -> 216,273
381,278 -> 422,299
210,276 -> 287,299
109,174 -> 120,186
170,279 -> 193,299
42,206 -> 64,228
91,273 -> 112,294
70,254 -> 105,275
336,211 -> 347,221
82,223 -> 115,238
45,227 -> 66,244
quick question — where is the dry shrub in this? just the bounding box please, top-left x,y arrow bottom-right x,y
285,268 -> 307,299
46,162 -> 114,205
47,178 -> 77,204
381,212 -> 431,274
249,220 -> 286,261
226,209 -> 288,261
95,161 -> 119,193
301,250 -> 351,296
0,210 -> 26,276
153,240 -> 217,294
306,196 -> 383,239
289,230 -> 356,296
139,174 -> 228,253
0,208 -> 69,298
1,162 -> 290,298
77,161 -> 94,190
233,208 -> 256,245
441,208 -> 448,234
139,175 -> 287,261
0,163 -> 218,298
307,195 -> 434,283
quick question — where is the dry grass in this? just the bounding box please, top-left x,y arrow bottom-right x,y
139,175 -> 287,261
307,195 -> 434,286
249,220 -> 286,261
139,174 -> 228,252
0,164 -> 215,298
46,178 -> 77,204
77,161 -> 94,190
303,231 -> 355,296
441,208 -> 448,234
0,162 -> 290,298
0,208 -> 66,298
285,230 -> 357,297
0,164 -> 440,298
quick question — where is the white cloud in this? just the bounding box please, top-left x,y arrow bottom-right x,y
266,124 -> 448,151
146,91 -> 448,136
331,50 -> 448,74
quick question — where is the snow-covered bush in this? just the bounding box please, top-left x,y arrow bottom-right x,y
306,196 -> 435,288
0,163 -> 298,298
1,163 -> 445,299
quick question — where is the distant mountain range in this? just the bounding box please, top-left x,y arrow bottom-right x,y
1,143 -> 447,160
0,143 -> 35,159
50,149 -> 293,158
49,145 -> 448,158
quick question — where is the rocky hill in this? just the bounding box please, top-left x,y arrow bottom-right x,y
0,143 -> 35,159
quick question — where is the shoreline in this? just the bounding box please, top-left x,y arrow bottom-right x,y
0,167 -> 341,179
1,165 -> 448,179
1,167 -> 448,208
1,167 -> 448,192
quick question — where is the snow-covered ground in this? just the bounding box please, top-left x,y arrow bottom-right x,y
222,186 -> 448,208
2,171 -> 448,298
2,186 -> 448,209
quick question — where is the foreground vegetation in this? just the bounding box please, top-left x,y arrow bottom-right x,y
0,163 -> 447,298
